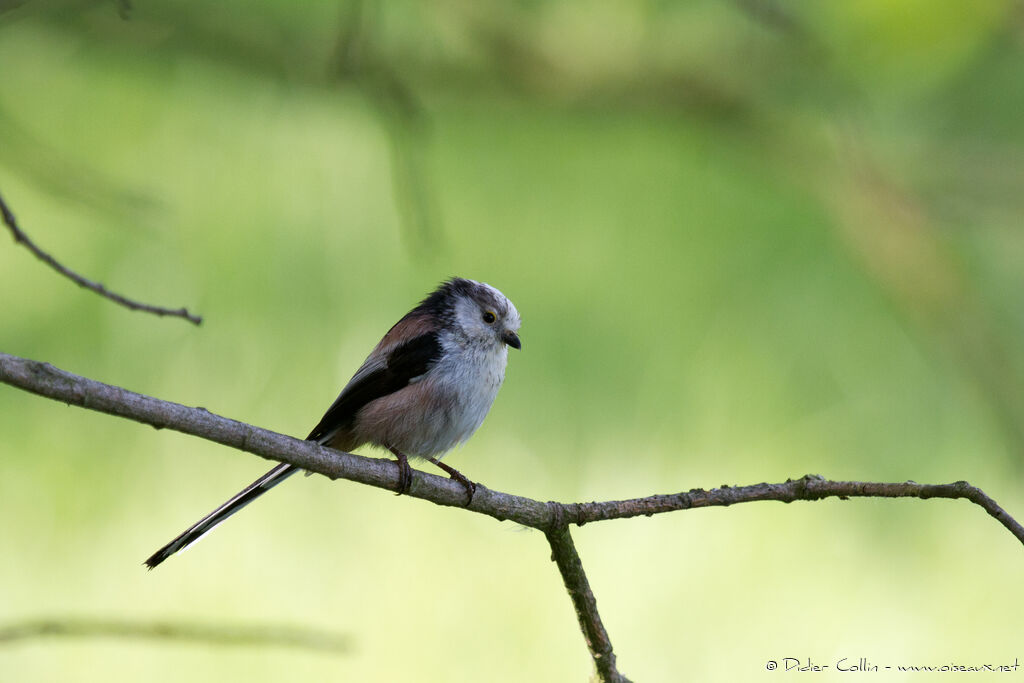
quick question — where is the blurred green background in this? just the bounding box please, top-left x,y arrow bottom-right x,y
2,1 -> 1024,680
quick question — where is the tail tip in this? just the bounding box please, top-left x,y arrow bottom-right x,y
143,550 -> 170,570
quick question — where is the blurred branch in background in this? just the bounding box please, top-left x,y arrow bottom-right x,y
731,0 -> 808,40
0,106 -> 158,221
2,349 -> 1024,680
0,191 -> 202,324
0,617 -> 352,654
0,0 -> 443,254
827,126 -> 1024,461
329,0 -> 443,254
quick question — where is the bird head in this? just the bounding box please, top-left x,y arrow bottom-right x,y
444,278 -> 521,351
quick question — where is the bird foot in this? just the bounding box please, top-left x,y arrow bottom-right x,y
387,446 -> 414,495
427,456 -> 477,505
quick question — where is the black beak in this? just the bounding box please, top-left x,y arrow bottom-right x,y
502,330 -> 521,350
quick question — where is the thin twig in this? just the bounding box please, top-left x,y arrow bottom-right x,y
0,191 -> 202,325
0,617 -> 351,653
560,476 -> 1024,544
2,350 -> 1023,679
545,525 -> 630,683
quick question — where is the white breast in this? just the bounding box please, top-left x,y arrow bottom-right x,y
352,334 -> 509,458
426,337 -> 508,454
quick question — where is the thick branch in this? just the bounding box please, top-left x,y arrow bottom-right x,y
1,351 -> 1022,544
0,351 -> 557,523
0,617 -> 350,653
0,191 -> 202,325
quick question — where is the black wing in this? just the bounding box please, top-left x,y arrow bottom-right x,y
306,332 -> 442,442
144,326 -> 443,568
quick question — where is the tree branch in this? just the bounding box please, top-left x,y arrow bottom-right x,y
3,349 -> 1023,681
0,191 -> 202,325
0,617 -> 351,653
545,524 -> 629,683
559,477 -> 1024,544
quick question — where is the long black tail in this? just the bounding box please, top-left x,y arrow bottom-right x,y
144,463 -> 299,569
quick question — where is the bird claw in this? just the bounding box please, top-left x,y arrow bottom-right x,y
390,449 -> 476,504
449,471 -> 477,505
396,458 -> 413,495
388,446 -> 414,495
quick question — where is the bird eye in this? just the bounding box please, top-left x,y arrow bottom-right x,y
482,311 -> 496,324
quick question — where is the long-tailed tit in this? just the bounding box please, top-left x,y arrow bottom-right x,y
145,277 -> 521,568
